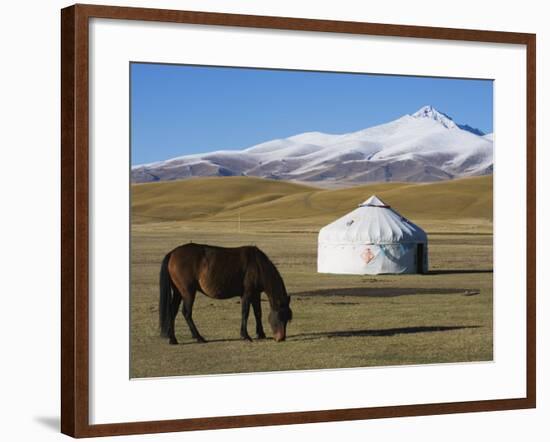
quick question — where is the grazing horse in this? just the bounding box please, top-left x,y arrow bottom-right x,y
159,243 -> 292,344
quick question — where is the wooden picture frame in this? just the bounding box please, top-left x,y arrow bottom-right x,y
61,3 -> 536,437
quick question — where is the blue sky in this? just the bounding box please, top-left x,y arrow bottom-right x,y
131,63 -> 493,165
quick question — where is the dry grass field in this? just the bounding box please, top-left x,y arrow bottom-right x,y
130,175 -> 493,378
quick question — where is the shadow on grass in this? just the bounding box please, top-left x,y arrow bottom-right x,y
428,269 -> 493,275
176,337 -> 267,346
290,325 -> 480,341
293,287 -> 475,298
175,325 -> 480,345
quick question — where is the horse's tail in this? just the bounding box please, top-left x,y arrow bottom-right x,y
159,252 -> 173,338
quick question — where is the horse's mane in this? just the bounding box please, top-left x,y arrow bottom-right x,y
251,247 -> 288,309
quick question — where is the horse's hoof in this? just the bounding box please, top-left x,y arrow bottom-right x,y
241,335 -> 253,342
256,333 -> 266,340
169,339 -> 178,345
196,338 -> 207,344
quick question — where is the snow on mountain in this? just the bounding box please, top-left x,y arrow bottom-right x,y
132,105 -> 493,186
411,105 -> 457,129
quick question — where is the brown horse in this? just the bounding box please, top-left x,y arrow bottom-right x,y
159,243 -> 292,344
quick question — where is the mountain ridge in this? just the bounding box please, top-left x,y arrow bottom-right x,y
132,105 -> 493,186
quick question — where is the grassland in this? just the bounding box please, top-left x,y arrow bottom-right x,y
131,175 -> 493,378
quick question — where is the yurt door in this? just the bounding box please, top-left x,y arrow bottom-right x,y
416,244 -> 425,274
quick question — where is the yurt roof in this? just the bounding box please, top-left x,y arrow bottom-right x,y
359,195 -> 389,207
319,195 -> 427,245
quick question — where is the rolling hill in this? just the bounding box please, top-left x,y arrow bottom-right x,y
131,177 -> 312,223
132,174 -> 493,226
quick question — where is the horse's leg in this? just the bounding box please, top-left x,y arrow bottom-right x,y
181,288 -> 206,343
168,289 -> 182,345
240,294 -> 253,342
251,294 -> 266,340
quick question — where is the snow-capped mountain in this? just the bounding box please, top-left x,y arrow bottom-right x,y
132,105 -> 493,186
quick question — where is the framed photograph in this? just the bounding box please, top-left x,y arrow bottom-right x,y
61,4 -> 536,438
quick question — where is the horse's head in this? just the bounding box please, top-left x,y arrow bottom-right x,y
269,296 -> 292,342
253,246 -> 292,342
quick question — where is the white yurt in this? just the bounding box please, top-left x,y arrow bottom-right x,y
317,195 -> 428,275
